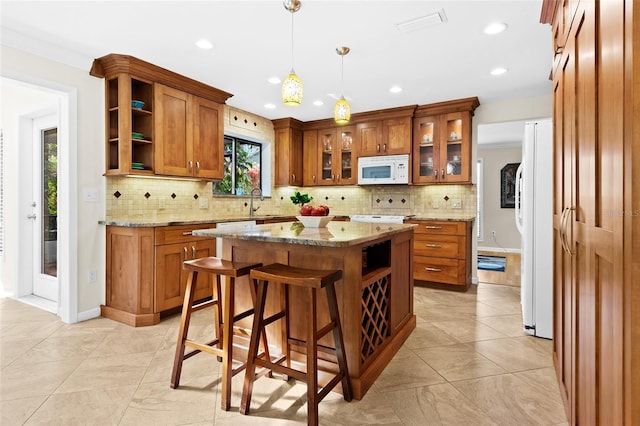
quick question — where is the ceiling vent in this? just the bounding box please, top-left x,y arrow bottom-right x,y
396,9 -> 448,34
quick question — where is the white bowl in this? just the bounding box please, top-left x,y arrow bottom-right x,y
296,215 -> 334,228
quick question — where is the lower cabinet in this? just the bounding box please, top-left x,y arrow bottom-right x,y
103,223 -> 216,326
406,220 -> 472,290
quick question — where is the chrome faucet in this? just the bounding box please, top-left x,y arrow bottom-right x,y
249,187 -> 263,217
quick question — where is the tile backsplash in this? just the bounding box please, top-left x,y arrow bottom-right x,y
105,177 -> 476,222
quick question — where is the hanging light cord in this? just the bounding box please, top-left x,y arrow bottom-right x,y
290,10 -> 295,71
340,53 -> 345,96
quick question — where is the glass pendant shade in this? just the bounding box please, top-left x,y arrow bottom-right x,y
334,96 -> 351,124
282,69 -> 303,106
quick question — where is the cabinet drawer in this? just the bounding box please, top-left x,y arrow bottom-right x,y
414,256 -> 466,286
413,234 -> 465,259
406,220 -> 466,236
155,223 -> 216,245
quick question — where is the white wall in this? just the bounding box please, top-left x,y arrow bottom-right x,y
478,145 -> 523,250
1,46 -> 105,318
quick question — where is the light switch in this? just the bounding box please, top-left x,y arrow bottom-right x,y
451,199 -> 462,209
83,188 -> 99,202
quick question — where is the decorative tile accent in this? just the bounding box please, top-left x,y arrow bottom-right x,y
144,192 -> 151,199
193,194 -> 199,200
171,193 -> 176,199
113,191 -> 121,199
444,195 -> 450,201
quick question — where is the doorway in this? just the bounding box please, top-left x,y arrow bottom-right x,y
2,76 -> 76,321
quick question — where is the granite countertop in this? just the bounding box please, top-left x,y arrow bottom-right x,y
192,220 -> 417,248
99,214 -> 474,227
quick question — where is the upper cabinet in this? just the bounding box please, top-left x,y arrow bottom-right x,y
412,97 -> 479,184
355,106 -> 415,157
318,125 -> 357,185
90,53 -> 232,179
154,84 -> 224,179
273,118 -> 304,187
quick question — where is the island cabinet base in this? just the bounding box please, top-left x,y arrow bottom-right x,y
220,227 -> 415,399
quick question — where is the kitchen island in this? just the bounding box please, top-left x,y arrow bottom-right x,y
193,220 -> 416,399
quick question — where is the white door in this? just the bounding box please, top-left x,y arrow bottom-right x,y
31,114 -> 59,302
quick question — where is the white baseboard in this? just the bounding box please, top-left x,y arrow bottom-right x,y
477,246 -> 522,254
77,307 -> 101,322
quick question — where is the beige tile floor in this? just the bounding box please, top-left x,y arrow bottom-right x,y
0,283 -> 569,425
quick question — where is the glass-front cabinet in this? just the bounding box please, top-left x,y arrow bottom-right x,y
318,125 -> 356,185
412,98 -> 479,184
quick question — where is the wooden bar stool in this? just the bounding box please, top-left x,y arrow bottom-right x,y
170,257 -> 267,411
240,263 -> 352,425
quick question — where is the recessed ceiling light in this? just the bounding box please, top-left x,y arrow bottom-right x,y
490,67 -> 507,76
313,100 -> 324,106
264,103 -> 276,109
484,22 -> 507,35
195,39 -> 213,49
267,76 -> 281,84
389,86 -> 403,93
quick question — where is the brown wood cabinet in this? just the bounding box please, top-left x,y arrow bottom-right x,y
90,53 -> 231,179
273,118 -> 303,187
541,0 -> 640,424
356,114 -> 413,157
412,98 -> 479,184
302,129 -> 319,186
316,125 -> 357,185
154,84 -> 224,179
102,223 -> 216,326
406,220 -> 472,290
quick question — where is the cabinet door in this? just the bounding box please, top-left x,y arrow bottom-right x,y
318,127 -> 337,185
336,126 -> 356,184
303,129 -> 319,186
440,112 -> 470,183
382,117 -> 412,155
275,127 -> 303,186
192,96 -> 224,180
155,239 -> 215,312
413,115 -> 439,183
355,121 -> 382,157
154,83 -> 192,177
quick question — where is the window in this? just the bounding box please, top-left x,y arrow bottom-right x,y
477,158 -> 484,240
213,136 -> 262,195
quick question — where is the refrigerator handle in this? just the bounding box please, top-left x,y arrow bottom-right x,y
515,162 -> 524,234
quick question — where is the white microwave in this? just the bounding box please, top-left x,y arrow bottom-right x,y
358,154 -> 410,185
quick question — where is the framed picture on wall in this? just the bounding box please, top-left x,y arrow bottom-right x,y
501,162 -> 520,208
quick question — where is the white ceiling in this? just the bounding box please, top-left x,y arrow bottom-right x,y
1,0 -> 552,126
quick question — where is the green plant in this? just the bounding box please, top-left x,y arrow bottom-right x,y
290,191 -> 313,207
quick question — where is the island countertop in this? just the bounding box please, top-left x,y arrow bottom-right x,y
192,220 -> 416,247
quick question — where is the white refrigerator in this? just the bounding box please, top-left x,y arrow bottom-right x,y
515,119 -> 553,339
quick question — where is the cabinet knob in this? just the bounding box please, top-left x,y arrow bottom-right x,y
383,143 -> 387,152
292,174 -> 296,182
434,170 -> 438,178
376,144 -> 380,152
441,168 -> 445,178
424,267 -> 442,272
313,175 -> 316,183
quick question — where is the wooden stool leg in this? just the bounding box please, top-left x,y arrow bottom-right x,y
219,276 -> 235,411
170,270 -> 199,389
213,274 -> 223,362
307,287 -> 319,426
249,277 -> 273,379
240,279 -> 268,415
282,282 -> 291,379
326,282 -> 352,401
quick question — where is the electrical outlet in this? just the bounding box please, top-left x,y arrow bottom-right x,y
88,270 -> 97,283
199,197 -> 209,209
431,200 -> 439,209
451,199 -> 462,209
158,198 -> 166,209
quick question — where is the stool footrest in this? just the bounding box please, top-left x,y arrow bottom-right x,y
316,320 -> 337,341
184,340 -> 223,358
262,310 -> 286,327
231,308 -> 255,323
254,358 -> 307,382
191,298 -> 218,313
288,338 -> 338,362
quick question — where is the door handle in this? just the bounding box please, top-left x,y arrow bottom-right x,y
424,244 -> 442,248
192,246 -> 196,259
561,206 -> 575,255
183,247 -> 188,261
189,161 -> 193,172
425,225 -> 442,229
424,267 -> 442,272
196,161 -> 200,174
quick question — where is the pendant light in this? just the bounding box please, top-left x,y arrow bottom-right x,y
282,0 -> 303,106
334,46 -> 351,124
